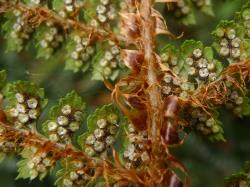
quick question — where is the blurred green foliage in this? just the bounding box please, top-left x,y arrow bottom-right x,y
0,0 -> 250,187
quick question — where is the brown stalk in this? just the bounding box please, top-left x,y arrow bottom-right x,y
0,121 -> 94,162
110,0 -> 191,186
139,0 -> 163,142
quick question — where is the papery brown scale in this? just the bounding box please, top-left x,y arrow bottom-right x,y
151,8 -> 175,37
121,50 -> 144,73
127,97 -> 148,131
162,171 -> 183,187
167,155 -> 190,187
0,110 -> 7,123
161,96 -> 180,145
163,96 -> 179,118
154,53 -> 174,81
112,89 -> 147,131
168,174 -> 183,187
120,13 -> 141,41
161,120 -> 179,145
112,77 -> 148,131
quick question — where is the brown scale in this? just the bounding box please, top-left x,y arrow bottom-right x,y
132,157 -> 143,168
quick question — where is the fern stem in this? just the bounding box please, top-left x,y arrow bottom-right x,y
140,0 -> 163,141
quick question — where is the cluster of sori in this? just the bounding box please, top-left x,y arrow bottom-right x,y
119,0 -> 136,13
66,34 -> 95,72
123,124 -> 150,169
160,45 -> 195,99
56,0 -> 83,18
85,113 -> 119,158
84,116 -> 118,158
0,127 -> 15,153
161,51 -> 180,75
241,7 -> 250,37
9,10 -> 33,52
27,0 -> 45,6
25,146 -> 54,179
168,0 -> 191,18
191,0 -> 212,13
94,0 -> 118,25
190,108 -> 221,136
38,22 -> 64,59
61,160 -> 94,187
0,126 -> 21,154
47,105 -> 83,143
98,43 -> 121,79
0,140 -> 15,153
191,0 -> 211,8
184,48 -> 219,82
0,124 -> 24,155
214,26 -> 242,60
225,87 -> 245,115
7,92 -> 41,128
161,73 -> 192,100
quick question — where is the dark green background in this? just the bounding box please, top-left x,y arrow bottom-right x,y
0,1 -> 250,186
